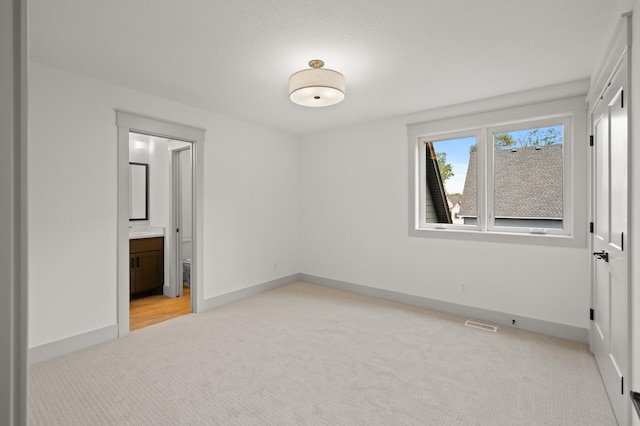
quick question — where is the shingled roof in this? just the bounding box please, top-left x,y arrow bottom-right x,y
459,144 -> 563,219
447,194 -> 461,207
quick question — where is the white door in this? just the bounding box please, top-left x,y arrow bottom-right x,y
171,149 -> 184,297
169,145 -> 193,300
590,54 -> 629,425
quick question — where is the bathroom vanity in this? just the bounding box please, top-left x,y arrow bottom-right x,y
129,228 -> 164,298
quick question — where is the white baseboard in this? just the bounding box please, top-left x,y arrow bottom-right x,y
300,274 -> 588,343
199,273 -> 301,312
29,272 -> 586,364
29,275 -> 300,364
29,324 -> 118,365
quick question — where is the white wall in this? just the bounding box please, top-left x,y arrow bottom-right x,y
300,91 -> 590,330
28,62 -> 301,348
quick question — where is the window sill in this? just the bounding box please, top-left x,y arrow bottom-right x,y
409,226 -> 586,248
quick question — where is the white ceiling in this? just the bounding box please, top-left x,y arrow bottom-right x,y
30,0 -> 617,136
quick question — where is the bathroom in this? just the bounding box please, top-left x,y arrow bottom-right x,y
128,132 -> 193,327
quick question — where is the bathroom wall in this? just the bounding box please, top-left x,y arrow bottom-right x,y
128,137 -> 149,164
180,148 -> 193,262
128,136 -> 151,226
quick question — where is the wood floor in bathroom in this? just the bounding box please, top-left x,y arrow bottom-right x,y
130,285 -> 191,331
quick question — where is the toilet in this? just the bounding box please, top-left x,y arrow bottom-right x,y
182,258 -> 191,287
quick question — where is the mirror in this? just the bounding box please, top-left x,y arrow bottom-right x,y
129,162 -> 148,221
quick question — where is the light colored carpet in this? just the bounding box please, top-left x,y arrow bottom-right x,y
29,281 -> 617,425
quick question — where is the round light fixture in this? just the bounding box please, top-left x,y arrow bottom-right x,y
289,59 -> 345,107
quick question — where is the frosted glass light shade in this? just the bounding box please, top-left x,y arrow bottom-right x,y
289,62 -> 345,107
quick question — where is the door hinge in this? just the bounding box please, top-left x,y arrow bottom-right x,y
621,90 -> 624,108
589,135 -> 594,146
622,377 -> 624,395
621,232 -> 624,251
590,308 -> 594,321
589,222 -> 594,233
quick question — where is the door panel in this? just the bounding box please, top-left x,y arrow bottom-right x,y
594,113 -> 608,238
594,263 -> 609,342
611,274 -> 627,369
609,88 -> 627,250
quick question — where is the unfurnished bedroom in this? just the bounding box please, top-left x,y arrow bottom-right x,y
2,0 -> 640,425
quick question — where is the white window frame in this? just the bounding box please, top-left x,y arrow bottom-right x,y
408,94 -> 587,248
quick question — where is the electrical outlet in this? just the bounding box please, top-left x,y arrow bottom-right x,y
459,282 -> 468,293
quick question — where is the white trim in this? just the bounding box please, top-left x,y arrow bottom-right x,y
168,146 -> 193,300
168,148 -> 181,298
26,275 -> 300,364
406,79 -> 589,128
588,12 -> 632,110
199,274 -> 301,312
0,0 -> 28,422
299,274 -> 588,343
489,216 -> 563,220
29,325 -> 119,365
116,111 -> 205,337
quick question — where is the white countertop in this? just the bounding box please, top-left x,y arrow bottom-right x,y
129,225 -> 165,239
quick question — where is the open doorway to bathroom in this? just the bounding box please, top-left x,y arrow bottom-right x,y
127,132 -> 194,330
116,110 -> 204,337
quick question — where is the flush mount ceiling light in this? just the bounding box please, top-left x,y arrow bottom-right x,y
289,59 -> 345,107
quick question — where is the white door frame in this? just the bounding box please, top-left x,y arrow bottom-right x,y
168,145 -> 192,301
116,111 -> 205,337
1,0 -> 28,423
587,12 -> 632,426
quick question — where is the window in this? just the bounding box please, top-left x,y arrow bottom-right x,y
488,119 -> 567,232
408,94 -> 586,247
419,133 -> 479,227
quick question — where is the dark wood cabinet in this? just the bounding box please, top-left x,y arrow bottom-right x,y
130,237 -> 164,297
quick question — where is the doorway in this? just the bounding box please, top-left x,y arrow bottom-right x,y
127,133 -> 194,330
116,111 -> 205,337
